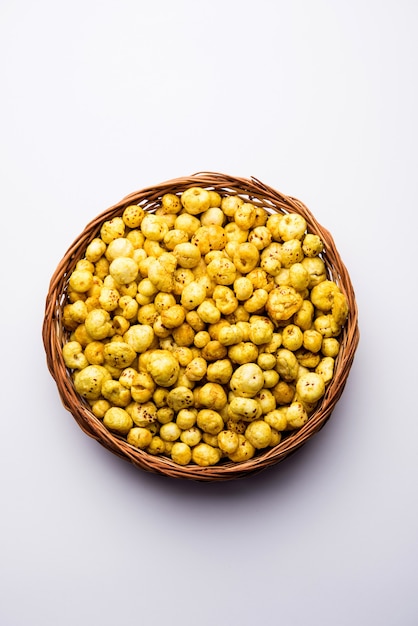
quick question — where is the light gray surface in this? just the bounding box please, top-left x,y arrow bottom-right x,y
1,1 -> 417,625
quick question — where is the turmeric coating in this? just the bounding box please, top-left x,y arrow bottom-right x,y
62,188 -> 349,467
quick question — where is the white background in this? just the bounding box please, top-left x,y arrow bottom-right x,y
1,1 -> 417,625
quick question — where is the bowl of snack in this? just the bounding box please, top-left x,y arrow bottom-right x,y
43,172 -> 359,481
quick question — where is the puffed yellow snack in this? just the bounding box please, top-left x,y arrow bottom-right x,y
201,340 -> 228,362
137,303 -> 159,326
278,213 -> 307,241
266,285 -> 303,322
196,383 -> 227,410
233,243 -> 259,274
243,289 -> 269,313
154,292 -> 176,312
73,365 -> 111,400
115,293 -> 136,317
269,428 -> 282,446
260,243 -> 282,276
225,222 -> 248,243
218,324 -> 243,346
221,194 -> 243,217
140,214 -> 169,241
301,256 -> 327,287
98,287 -> 120,312
101,379 -> 131,407
185,356 -> 207,381
296,372 -> 326,403
62,183 -> 350,469
62,300 -> 88,330
286,401 -> 309,429
310,280 -> 341,312
68,269 -> 94,293
85,237 -> 107,263
228,341 -> 259,364
281,324 -> 304,351
280,239 -> 304,268
197,300 -> 221,324
192,443 -> 222,467
206,359 -> 234,384
257,353 -> 276,370
164,229 -> 189,250
332,291 -> 349,327
234,202 -> 256,229
130,371 -> 155,403
264,407 -> 288,431
248,226 -> 272,250
245,420 -> 272,449
173,242 -> 201,268
170,442 -> 192,465
213,285 -> 238,316
147,256 -> 175,292
127,427 -> 153,449
314,314 -> 341,338
146,350 -> 179,387
303,329 -> 323,353
275,349 -> 299,381
248,316 -> 274,345
159,422 -> 181,442
176,408 -> 197,429
256,388 -> 276,414
302,233 -> 324,257
103,342 -> 137,368
217,430 -> 239,454
253,206 -> 268,227
321,337 -> 340,358
146,436 -> 166,455
83,341 -> 105,365
123,324 -> 155,353
206,256 -> 237,285
263,369 -> 280,389
166,386 -> 194,412
230,363 -> 264,398
161,193 -> 182,215
62,341 -> 89,370
293,299 -> 314,331
228,396 -> 262,422
105,237 -> 135,262
181,187 -> 211,215
103,407 -> 133,435
192,225 -> 226,254
160,305 -> 186,329
201,433 -> 219,447
315,356 -> 335,384
289,263 -> 310,291
200,206 -> 225,226
90,399 -> 111,419
122,204 -> 145,228
181,280 -> 207,310
109,257 -> 139,285
233,276 -> 254,301
197,409 -> 224,435
227,435 -> 255,462
127,229 -> 145,250
143,239 -> 164,259
128,401 -> 158,427
100,217 -> 125,243
180,426 -> 202,447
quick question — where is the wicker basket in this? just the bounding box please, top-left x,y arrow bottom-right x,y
43,172 -> 359,482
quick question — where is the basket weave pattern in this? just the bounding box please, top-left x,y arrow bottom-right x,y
43,173 -> 359,481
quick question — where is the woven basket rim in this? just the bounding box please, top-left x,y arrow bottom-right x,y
43,172 -> 360,482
